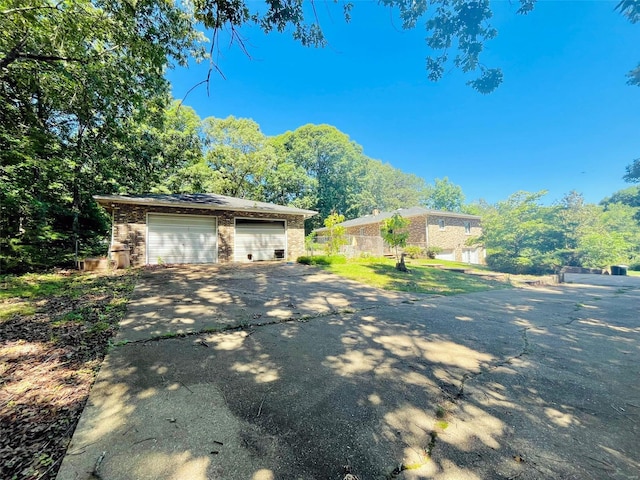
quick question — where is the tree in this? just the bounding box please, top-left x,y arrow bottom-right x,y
472,188 -> 640,274
185,1 -> 640,94
601,186 -> 640,209
202,115 -> 276,199
117,101 -> 205,194
323,212 -> 348,256
624,158 -> 640,183
616,0 -> 640,86
262,135 -> 318,210
380,213 -> 410,271
0,0 -> 203,271
274,124 -> 368,230
187,0 -> 537,93
579,232 -> 629,269
357,160 -> 428,214
423,177 -> 466,212
477,191 -> 561,273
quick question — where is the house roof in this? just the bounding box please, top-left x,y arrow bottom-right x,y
315,206 -> 480,231
93,193 -> 318,218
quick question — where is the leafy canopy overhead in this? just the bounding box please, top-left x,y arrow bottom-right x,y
191,0 -> 534,93
188,0 -> 640,93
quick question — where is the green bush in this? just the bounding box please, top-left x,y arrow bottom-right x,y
486,252 -> 557,275
425,246 -> 443,259
403,245 -> 423,259
297,255 -> 347,266
485,253 -> 528,274
629,262 -> 640,271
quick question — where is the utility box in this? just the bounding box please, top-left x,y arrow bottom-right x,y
110,242 -> 130,269
611,265 -> 628,276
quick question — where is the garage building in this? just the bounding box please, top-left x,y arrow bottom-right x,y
94,193 -> 317,266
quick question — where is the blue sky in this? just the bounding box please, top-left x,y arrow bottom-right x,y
166,1 -> 640,205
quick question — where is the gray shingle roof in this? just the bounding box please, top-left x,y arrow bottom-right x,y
93,193 -> 317,217
315,206 -> 479,231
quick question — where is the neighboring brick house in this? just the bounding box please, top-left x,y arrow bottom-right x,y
94,193 -> 317,266
315,206 -> 484,264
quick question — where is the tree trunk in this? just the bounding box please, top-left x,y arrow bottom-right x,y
396,253 -> 408,272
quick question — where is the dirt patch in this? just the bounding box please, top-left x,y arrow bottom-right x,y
0,269 -> 137,480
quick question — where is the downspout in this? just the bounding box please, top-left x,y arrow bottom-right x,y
425,214 -> 429,250
109,207 -> 115,259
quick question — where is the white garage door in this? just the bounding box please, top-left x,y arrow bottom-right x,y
435,249 -> 456,262
235,219 -> 286,262
147,214 -> 217,265
462,248 -> 480,264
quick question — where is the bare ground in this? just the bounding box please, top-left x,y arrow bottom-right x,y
0,269 -> 137,480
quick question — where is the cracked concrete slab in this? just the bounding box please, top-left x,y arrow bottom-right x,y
115,263 -> 415,343
57,264 -> 640,480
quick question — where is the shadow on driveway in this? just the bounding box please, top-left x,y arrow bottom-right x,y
57,264 -> 640,480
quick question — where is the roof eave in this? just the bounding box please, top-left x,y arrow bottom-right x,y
93,195 -> 317,218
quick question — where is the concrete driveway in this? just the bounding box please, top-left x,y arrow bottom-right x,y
57,264 -> 640,480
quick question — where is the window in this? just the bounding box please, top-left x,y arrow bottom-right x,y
438,219 -> 445,230
464,221 -> 471,235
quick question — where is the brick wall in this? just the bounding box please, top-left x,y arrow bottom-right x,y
109,203 -> 307,266
341,214 -> 482,261
344,222 -> 381,237
427,215 -> 480,248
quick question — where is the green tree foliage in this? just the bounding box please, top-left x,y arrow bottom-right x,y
618,161 -> 640,222
119,101 -> 205,194
190,0 -> 538,93
553,191 -> 597,265
200,115 -> 276,198
596,202 -> 640,263
381,213 -> 410,268
186,1 -> 637,94
570,201 -> 640,269
624,158 -> 640,183
615,0 -> 640,86
423,177 -> 466,212
474,189 -> 640,273
323,212 -> 347,256
0,0 -> 203,271
476,191 -> 561,274
262,134 -> 318,210
270,124 -> 432,229
273,124 -> 368,229
357,160 -> 428,213
579,232 -> 629,269
601,186 -> 640,208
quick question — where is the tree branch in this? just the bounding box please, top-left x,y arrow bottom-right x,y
1,2 -> 62,16
0,40 -> 86,70
0,36 -> 28,69
15,53 -> 87,64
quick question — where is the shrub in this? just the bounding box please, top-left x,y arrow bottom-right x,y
403,245 -> 423,259
486,252 -> 557,275
323,213 -> 347,255
297,256 -> 312,265
629,262 -> 640,271
425,246 -> 443,259
297,255 -> 347,266
486,253 -> 532,274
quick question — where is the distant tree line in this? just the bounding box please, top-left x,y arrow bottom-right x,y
466,189 -> 640,274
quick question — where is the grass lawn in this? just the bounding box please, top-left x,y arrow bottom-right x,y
628,270 -> 640,277
318,257 -> 510,295
0,269 -> 138,480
